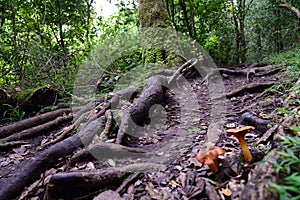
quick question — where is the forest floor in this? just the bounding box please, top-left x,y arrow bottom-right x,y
0,62 -> 299,200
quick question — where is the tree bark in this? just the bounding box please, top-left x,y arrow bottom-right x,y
0,108 -> 72,138
179,0 -> 192,38
0,117 -> 105,200
0,113 -> 73,143
138,0 -> 184,67
45,169 -> 129,199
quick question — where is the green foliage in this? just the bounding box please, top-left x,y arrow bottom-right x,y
163,0 -> 300,65
264,46 -> 300,64
0,0 -> 98,92
1,0 -> 300,103
74,1 -> 142,96
246,0 -> 300,63
276,107 -> 293,115
269,136 -> 300,200
2,104 -> 26,123
264,46 -> 300,99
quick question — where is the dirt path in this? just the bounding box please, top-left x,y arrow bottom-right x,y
0,64 -> 288,199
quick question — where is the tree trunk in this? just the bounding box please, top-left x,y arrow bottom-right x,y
85,0 -> 94,50
230,0 -> 240,64
138,0 -> 184,67
55,0 -> 68,83
188,0 -> 196,38
9,0 -> 21,86
238,0 -> 246,63
274,8 -> 282,53
279,1 -> 300,46
179,0 -> 192,38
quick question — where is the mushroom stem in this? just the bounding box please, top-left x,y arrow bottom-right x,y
236,136 -> 253,162
196,145 -> 225,173
226,126 -> 255,163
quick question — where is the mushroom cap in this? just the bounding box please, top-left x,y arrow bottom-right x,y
196,146 -> 225,164
226,126 -> 255,136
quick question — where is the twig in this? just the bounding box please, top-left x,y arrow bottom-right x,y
93,110 -> 113,143
168,58 -> 198,85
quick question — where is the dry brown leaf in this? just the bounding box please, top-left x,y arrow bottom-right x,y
220,184 -> 232,196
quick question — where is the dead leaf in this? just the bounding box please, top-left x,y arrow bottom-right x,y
171,180 -> 180,187
220,184 -> 232,196
107,159 -> 116,167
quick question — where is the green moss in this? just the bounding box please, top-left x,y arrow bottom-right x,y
138,0 -> 185,67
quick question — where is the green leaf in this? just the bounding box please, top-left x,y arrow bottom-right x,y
107,159 -> 116,167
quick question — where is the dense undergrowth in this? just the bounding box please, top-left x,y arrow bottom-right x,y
263,46 -> 300,200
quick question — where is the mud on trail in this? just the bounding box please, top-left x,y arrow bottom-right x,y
0,62 -> 298,200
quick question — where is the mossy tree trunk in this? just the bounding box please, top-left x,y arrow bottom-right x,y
138,0 -> 184,67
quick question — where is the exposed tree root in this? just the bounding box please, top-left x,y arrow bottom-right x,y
255,67 -> 283,77
227,82 -> 279,98
0,117 -> 105,200
0,59 -> 286,200
45,168 -> 130,199
88,142 -> 148,159
94,110 -> 113,142
94,190 -> 125,200
212,81 -> 279,100
202,63 -> 284,84
116,172 -> 144,194
0,140 -> 27,149
168,58 -> 198,84
40,109 -> 91,149
0,113 -> 73,144
239,100 -> 274,114
116,59 -> 198,145
238,112 -> 272,133
256,124 -> 279,145
0,108 -> 72,138
96,84 -> 143,119
46,163 -> 163,199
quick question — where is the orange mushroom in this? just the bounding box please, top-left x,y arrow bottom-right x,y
226,126 -> 255,163
196,145 -> 225,173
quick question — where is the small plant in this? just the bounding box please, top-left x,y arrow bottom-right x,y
269,136 -> 300,200
2,104 -> 26,123
276,107 -> 293,115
